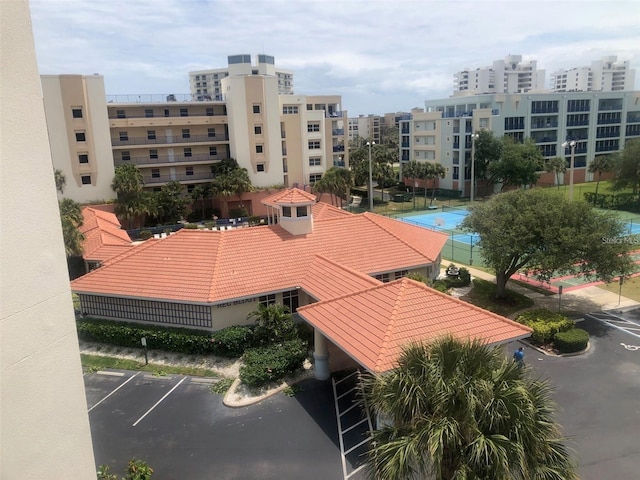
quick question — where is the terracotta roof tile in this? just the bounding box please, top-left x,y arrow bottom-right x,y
262,187 -> 317,206
312,202 -> 353,220
300,255 -> 382,301
80,207 -> 134,262
297,278 -> 533,373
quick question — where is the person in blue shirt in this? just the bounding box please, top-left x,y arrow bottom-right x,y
513,346 -> 525,367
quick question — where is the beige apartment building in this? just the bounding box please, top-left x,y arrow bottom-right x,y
43,57 -> 347,206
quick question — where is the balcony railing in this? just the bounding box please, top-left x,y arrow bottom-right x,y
332,145 -> 345,152
326,111 -> 345,118
332,129 -> 344,135
112,134 -> 229,146
333,160 -> 345,167
115,153 -> 226,166
107,93 -> 225,103
143,172 -> 215,184
531,122 -> 558,129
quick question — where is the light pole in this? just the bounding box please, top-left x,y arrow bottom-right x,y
562,140 -> 576,201
470,132 -> 479,202
367,141 -> 375,211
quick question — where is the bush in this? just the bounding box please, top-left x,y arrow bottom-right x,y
139,230 -> 153,240
76,318 -> 253,358
183,223 -> 199,229
229,206 -> 249,218
554,328 -> 589,353
248,304 -> 297,346
516,309 -> 574,344
239,339 -> 308,388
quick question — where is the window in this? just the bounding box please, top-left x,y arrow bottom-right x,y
182,128 -> 190,139
147,130 -> 156,140
259,294 -> 276,307
309,173 -> 322,183
308,140 -> 321,150
72,108 -> 83,118
254,125 -> 262,135
180,108 -> 188,117
253,104 -> 261,114
78,154 -> 89,164
119,131 -> 128,141
187,184 -> 195,193
208,128 -> 216,138
283,289 -> 299,312
121,151 -> 130,161
394,270 -> 408,280
206,107 -> 214,116
145,109 -> 154,118
184,148 -> 192,157
296,206 -> 308,217
209,146 -> 217,156
375,273 -> 390,283
116,110 -> 126,119
149,149 -> 158,159
164,109 -> 170,117
307,122 -> 320,132
282,206 -> 292,217
257,163 -> 265,172
81,175 -> 91,185
282,105 -> 299,114
186,166 -> 194,176
151,168 -> 160,178
256,145 -> 264,154
75,132 -> 86,142
309,157 -> 321,166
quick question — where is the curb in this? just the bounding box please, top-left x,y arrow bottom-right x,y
223,370 -> 315,408
519,339 -> 591,358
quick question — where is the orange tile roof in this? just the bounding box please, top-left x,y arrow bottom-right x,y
80,208 -> 134,262
311,202 -> 353,220
300,255 -> 382,301
297,278 -> 533,373
262,187 -> 317,206
71,212 -> 447,303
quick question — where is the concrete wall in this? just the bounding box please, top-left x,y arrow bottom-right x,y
0,1 -> 96,478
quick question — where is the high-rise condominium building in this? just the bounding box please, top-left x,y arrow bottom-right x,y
43,55 -> 347,207
348,114 -> 382,144
551,56 -> 636,92
189,54 -> 294,100
453,54 -> 545,96
399,91 -> 640,196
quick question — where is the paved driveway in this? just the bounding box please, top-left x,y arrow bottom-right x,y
86,374 -> 343,479
511,314 -> 640,480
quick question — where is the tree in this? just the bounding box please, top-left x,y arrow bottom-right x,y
189,184 -> 209,221
314,166 -> 354,207
487,137 -> 544,190
54,169 -> 66,195
111,164 -> 150,229
612,139 -> 640,195
151,181 -> 188,225
247,303 -> 297,346
545,157 -> 567,190
59,198 -> 85,257
402,161 -> 422,209
472,130 -> 503,183
210,162 -> 252,218
422,162 -> 446,207
589,153 -> 616,198
461,188 -> 633,298
359,337 -> 578,480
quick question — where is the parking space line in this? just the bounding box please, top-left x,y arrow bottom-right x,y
346,464 -> 367,479
88,372 -> 139,412
97,371 -> 125,377
344,438 -> 370,456
332,377 -> 349,479
342,418 -> 368,435
337,386 -> 357,400
132,377 -> 187,427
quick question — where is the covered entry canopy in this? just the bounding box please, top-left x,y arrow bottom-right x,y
297,278 -> 533,374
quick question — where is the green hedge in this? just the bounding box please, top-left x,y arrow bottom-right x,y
239,339 -> 308,388
76,318 -> 253,358
554,328 -> 589,353
516,309 -> 575,344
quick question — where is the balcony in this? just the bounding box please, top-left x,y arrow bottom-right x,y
332,129 -> 344,135
144,172 -> 215,185
333,160 -> 345,167
326,110 -> 345,118
531,121 -> 558,129
332,145 -> 345,152
115,153 -> 226,166
107,93 -> 225,103
112,133 -> 229,147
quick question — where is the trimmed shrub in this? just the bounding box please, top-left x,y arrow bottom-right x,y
516,309 -> 574,344
239,339 -> 308,388
76,318 -> 253,358
139,230 -> 153,240
554,328 -> 589,353
183,223 -> 199,229
248,304 -> 297,346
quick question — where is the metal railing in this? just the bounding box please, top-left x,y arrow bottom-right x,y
111,134 -> 229,146
107,93 -> 225,103
115,153 -> 227,166
143,172 -> 215,184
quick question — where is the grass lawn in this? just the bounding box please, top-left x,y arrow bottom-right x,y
80,354 -> 222,378
461,278 -> 534,317
598,276 -> 640,302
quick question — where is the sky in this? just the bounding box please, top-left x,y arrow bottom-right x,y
30,0 -> 640,115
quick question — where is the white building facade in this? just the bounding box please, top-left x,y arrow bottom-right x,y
551,56 -> 636,93
453,55 -> 545,95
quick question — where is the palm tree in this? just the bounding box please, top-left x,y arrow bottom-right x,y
588,153 -> 616,198
58,198 -> 85,257
426,162 -> 446,206
54,169 -> 66,195
359,337 -> 577,480
402,161 -> 422,210
190,185 -> 209,221
247,303 -> 297,346
545,157 -> 567,191
210,166 -> 252,217
111,164 -> 149,228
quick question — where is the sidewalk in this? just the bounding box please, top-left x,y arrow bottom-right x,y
460,266 -> 639,317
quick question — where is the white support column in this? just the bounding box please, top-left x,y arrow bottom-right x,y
313,328 -> 330,380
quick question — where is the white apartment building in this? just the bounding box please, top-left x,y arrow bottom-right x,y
43,60 -> 347,207
551,56 -> 636,92
453,54 -> 545,96
348,114 -> 382,144
189,54 -> 294,100
399,91 -> 640,196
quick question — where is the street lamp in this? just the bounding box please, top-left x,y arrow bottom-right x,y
562,140 -> 577,201
367,141 -> 375,211
470,133 -> 479,202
